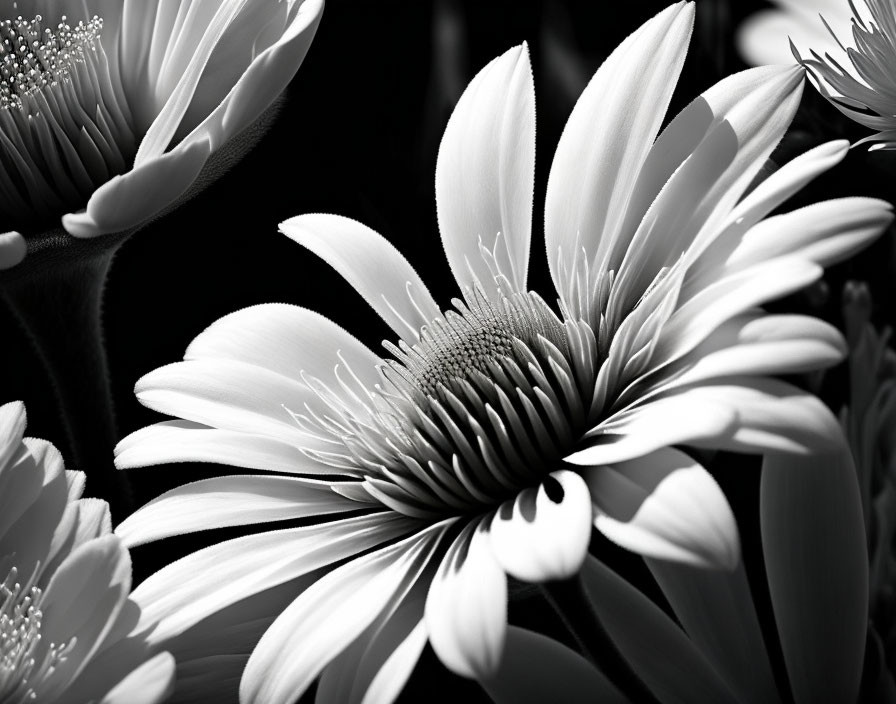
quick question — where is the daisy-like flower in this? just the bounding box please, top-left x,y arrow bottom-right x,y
0,0 -> 324,269
116,3 -> 892,702
737,0 -> 852,66
0,400 -> 175,703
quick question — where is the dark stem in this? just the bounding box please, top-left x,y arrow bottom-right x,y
541,575 -> 659,704
2,247 -> 132,516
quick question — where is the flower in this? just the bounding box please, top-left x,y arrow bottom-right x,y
115,3 -> 892,702
765,0 -> 896,149
0,0 -> 324,270
0,400 -> 174,702
737,0 -> 851,66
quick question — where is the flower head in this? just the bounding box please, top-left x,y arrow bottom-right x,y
782,0 -> 896,149
0,400 -> 174,703
116,3 -> 892,702
0,0 -> 323,270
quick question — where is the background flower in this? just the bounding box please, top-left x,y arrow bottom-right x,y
0,400 -> 174,703
113,3 -> 891,702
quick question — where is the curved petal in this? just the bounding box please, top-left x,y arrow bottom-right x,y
489,470 -> 592,582
63,136 -> 212,237
185,303 -> 382,390
761,442 -> 868,704
426,519 -> 507,679
580,557 -> 740,704
240,522 -> 449,704
0,400 -> 26,469
544,2 -> 695,308
435,42 -> 534,294
280,214 -> 441,344
115,475 -> 358,547
583,447 -> 739,570
479,625 -> 627,704
131,513 -> 417,645
567,390 -> 739,466
737,8 -> 842,66
99,651 -> 176,704
114,420 -> 332,474
646,558 -> 782,704
0,231 -> 25,269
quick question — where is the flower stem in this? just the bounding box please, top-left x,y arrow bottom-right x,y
2,246 -> 132,516
541,575 -> 658,704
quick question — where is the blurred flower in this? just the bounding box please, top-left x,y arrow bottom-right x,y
737,0 -> 852,66
0,400 -> 174,703
841,282 -> 896,697
0,0 -> 324,269
115,2 -> 892,702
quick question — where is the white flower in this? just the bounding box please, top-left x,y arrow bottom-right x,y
0,0 -> 323,269
0,401 -> 174,703
737,0 -> 851,66
115,3 -> 892,702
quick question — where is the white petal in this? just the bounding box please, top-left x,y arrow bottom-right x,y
762,442 -> 868,704
185,303 -> 382,390
647,559 -> 782,704
435,42 -> 534,293
115,420 -> 330,474
544,2 -> 694,307
580,557 -> 740,704
0,400 -> 26,469
63,137 -> 212,238
584,447 -> 739,570
359,620 -> 427,704
566,391 -> 738,466
0,231 -> 25,269
100,652 -> 176,704
426,520 -> 507,679
36,535 -> 132,700
726,197 -> 893,271
240,523 -> 449,704
280,214 -> 441,344
737,8 -> 844,67
131,513 -> 416,644
44,498 -> 112,576
479,625 -> 627,704
116,475 -> 357,547
489,470 -> 591,582
134,359 -> 318,447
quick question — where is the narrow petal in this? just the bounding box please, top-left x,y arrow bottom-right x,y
567,391 -> 739,466
583,447 -> 739,570
185,303 -> 382,390
115,420 -> 331,474
240,522 -> 449,704
426,520 -> 507,679
115,475 -> 358,547
489,470 -> 592,582
544,2 -> 694,306
479,625 -> 627,704
280,214 -> 441,344
646,559 -> 782,704
737,8 -> 839,66
0,400 -> 26,469
435,42 -> 534,293
761,442 -> 868,704
131,513 -> 417,645
100,652 -> 176,704
580,557 -> 740,704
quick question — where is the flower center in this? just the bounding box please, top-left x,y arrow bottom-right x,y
0,14 -> 136,232
0,566 -> 74,702
296,289 -> 600,519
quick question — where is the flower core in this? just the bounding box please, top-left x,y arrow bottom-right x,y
0,566 -> 73,703
299,288 -> 598,520
0,14 -> 136,231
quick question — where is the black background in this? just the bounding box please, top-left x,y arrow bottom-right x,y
1,1 -> 894,701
